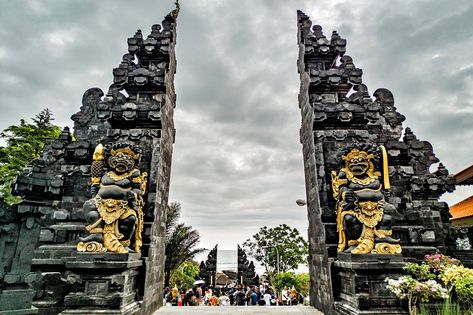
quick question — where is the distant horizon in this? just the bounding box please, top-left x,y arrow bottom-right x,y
195,248 -> 309,275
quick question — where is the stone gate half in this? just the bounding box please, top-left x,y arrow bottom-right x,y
0,7 -> 178,315
297,11 -> 457,314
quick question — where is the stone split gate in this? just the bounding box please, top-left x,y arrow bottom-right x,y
0,6 -> 468,315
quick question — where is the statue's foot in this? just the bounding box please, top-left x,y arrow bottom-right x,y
120,240 -> 134,253
351,239 -> 375,254
375,236 -> 400,244
79,233 -> 103,243
104,233 -> 128,254
344,246 -> 357,253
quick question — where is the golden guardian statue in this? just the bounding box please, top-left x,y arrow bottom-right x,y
331,144 -> 401,254
77,143 -> 147,254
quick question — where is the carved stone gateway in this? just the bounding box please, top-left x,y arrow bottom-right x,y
198,245 -> 218,286
0,6 -> 179,315
297,10 -> 457,314
237,245 -> 258,285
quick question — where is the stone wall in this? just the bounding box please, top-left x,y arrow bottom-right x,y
141,11 -> 177,314
297,15 -> 334,313
0,201 -> 40,314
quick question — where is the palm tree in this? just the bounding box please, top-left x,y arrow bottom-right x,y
164,202 -> 205,287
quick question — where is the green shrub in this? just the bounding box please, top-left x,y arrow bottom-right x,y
454,274 -> 473,306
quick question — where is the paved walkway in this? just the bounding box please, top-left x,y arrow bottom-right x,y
154,306 -> 324,314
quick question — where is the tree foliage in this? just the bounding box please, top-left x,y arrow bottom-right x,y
169,260 -> 200,289
0,109 -> 61,204
164,202 -> 205,287
273,272 -> 310,296
242,224 -> 308,274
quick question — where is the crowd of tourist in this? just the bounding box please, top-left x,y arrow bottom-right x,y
164,284 -> 304,306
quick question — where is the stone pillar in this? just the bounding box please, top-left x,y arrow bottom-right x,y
60,253 -> 142,315
333,254 -> 407,315
0,202 -> 39,315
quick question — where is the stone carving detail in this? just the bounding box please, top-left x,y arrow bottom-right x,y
77,143 -> 147,254
332,144 -> 401,254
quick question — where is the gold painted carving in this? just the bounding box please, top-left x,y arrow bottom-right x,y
95,197 -> 131,224
374,242 -> 402,254
332,145 -> 401,255
78,144 -> 147,254
77,241 -> 106,252
93,144 -> 105,161
110,147 -> 140,160
106,170 -> 135,181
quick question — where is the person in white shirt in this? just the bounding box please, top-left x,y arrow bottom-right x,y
263,292 -> 271,306
281,287 -> 288,305
219,292 -> 230,306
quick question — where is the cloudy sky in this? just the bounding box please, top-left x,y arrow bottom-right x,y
1,0 -> 473,250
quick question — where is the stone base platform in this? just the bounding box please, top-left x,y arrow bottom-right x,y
332,253 -> 408,315
59,253 -> 142,315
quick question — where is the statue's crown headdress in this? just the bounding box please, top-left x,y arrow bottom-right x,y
110,146 -> 140,160
342,148 -> 374,162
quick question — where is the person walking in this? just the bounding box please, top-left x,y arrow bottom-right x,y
291,286 -> 297,305
250,289 -> 258,306
281,287 -> 288,305
263,291 -> 271,306
219,292 -> 230,306
195,286 -> 202,306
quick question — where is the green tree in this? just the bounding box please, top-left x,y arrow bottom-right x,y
0,109 -> 61,204
273,272 -> 310,296
164,202 -> 205,287
169,260 -> 200,289
242,224 -> 308,274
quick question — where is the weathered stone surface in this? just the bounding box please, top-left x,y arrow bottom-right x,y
333,255 -> 407,315
0,289 -> 37,314
0,200 -> 40,315
60,253 -> 142,315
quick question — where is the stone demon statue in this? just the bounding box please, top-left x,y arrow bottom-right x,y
77,143 -> 147,254
331,144 -> 401,254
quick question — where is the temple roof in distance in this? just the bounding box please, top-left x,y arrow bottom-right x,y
449,164 -> 473,227
450,194 -> 473,227
454,164 -> 473,186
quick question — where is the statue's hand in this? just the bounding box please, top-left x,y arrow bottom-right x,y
126,190 -> 137,202
91,185 -> 99,197
342,190 -> 357,210
344,190 -> 357,204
